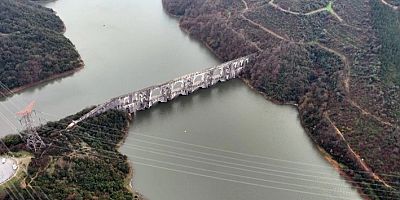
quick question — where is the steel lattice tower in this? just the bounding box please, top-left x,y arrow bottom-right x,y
17,101 -> 45,152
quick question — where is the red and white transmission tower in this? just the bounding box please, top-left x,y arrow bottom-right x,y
16,101 -> 45,152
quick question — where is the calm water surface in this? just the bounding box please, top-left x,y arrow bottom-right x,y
0,0 -> 361,199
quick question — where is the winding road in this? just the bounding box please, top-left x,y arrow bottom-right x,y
268,0 -> 343,22
237,0 -> 395,188
380,0 -> 399,10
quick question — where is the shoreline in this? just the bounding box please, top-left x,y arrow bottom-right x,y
5,1 -> 377,198
159,5 -> 371,199
316,146 -> 370,200
0,0 -> 83,100
240,78 -> 370,200
180,26 -> 225,61
118,114 -> 146,200
162,8 -> 226,62
119,115 -> 134,194
1,62 -> 84,99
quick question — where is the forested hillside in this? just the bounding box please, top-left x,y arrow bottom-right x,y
162,0 -> 400,199
0,109 -> 144,200
0,0 -> 82,93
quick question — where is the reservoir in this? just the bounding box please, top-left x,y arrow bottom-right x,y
0,0 -> 361,199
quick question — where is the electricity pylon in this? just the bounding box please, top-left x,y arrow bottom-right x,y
16,101 -> 45,152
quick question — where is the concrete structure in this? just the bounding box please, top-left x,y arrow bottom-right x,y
68,55 -> 253,128
0,157 -> 17,185
17,102 -> 46,152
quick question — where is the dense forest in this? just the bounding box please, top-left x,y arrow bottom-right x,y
163,0 -> 400,199
0,0 -> 399,199
371,0 -> 400,86
0,109 -> 144,200
0,0 -> 82,92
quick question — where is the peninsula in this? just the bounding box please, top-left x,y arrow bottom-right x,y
0,0 -> 82,96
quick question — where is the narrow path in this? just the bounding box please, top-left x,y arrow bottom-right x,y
322,29 -> 360,50
268,0 -> 344,22
347,99 -> 394,127
312,42 -> 350,93
221,1 -> 262,53
380,0 -> 399,10
225,0 -> 263,52
269,0 -> 326,16
329,10 -> 344,22
242,1 -> 351,96
304,7 -> 326,16
340,23 -> 363,31
237,0 -> 396,192
0,32 -> 10,37
28,157 -> 53,185
230,25 -> 263,52
325,114 -> 392,188
241,0 -> 249,11
241,15 -> 289,41
313,42 -> 393,127
240,0 -> 288,42
243,0 -> 392,129
268,0 -> 301,15
230,0 -> 262,51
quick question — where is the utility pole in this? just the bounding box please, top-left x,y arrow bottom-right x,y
16,101 -> 45,152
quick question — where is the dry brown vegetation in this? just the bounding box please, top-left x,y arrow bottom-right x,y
163,0 -> 400,199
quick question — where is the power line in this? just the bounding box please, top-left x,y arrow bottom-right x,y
67,120 -> 400,179
67,129 -> 400,194
5,185 -> 19,200
133,161 -> 355,200
39,118 -> 400,188
6,174 -> 40,200
31,123 -> 400,199
5,190 -> 14,200
45,111 -> 400,179
38,122 -> 399,196
0,109 -> 47,200
43,142 -> 358,200
33,186 -> 51,200
9,182 -> 26,200
1,83 -> 398,198
124,143 -> 400,193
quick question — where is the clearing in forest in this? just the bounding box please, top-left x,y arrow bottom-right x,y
326,1 -> 334,13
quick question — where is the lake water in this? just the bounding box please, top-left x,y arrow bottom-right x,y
0,0 -> 361,199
